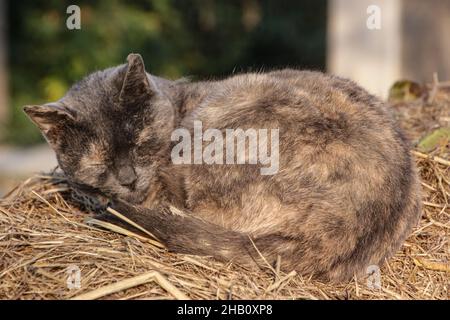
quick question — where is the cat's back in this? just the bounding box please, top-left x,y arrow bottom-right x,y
192,69 -> 397,145
187,69 -> 419,218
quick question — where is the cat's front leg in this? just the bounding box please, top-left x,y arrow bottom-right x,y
69,184 -> 111,214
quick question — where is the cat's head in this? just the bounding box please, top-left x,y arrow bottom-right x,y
24,54 -> 175,204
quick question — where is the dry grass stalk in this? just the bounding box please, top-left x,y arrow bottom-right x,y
71,271 -> 189,300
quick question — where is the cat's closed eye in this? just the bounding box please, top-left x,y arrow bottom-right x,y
77,163 -> 108,180
81,163 -> 107,172
135,136 -> 162,157
76,153 -> 109,185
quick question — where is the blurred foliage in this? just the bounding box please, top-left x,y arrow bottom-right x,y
6,0 -> 326,145
417,127 -> 450,153
388,80 -> 424,103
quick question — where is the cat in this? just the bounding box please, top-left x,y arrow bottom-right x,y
24,53 -> 422,282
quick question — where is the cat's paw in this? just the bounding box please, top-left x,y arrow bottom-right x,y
70,188 -> 110,213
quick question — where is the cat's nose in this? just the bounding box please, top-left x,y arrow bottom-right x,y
117,165 -> 137,188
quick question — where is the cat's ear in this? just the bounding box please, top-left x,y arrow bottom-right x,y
119,53 -> 157,106
23,102 -> 75,146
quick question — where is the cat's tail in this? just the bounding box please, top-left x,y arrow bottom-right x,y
99,199 -> 274,270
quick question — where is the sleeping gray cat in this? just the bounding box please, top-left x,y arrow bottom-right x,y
24,54 -> 422,282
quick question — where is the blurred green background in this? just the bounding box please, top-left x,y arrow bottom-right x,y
5,0 -> 327,145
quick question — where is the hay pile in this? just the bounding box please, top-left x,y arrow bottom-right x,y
0,85 -> 448,300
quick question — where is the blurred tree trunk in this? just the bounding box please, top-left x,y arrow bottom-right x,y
327,0 -> 402,97
328,0 -> 450,97
402,0 -> 450,83
0,0 -> 7,136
